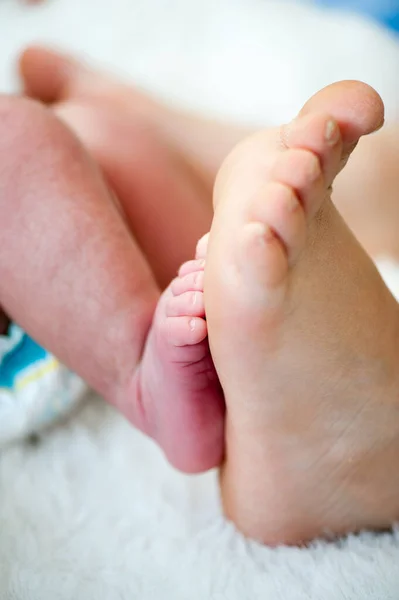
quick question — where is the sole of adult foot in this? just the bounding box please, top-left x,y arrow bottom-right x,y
204,81 -> 399,545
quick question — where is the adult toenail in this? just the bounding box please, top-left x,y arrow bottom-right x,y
307,154 -> 321,180
285,190 -> 300,212
325,119 -> 340,144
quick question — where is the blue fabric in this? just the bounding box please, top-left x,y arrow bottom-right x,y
0,324 -> 86,444
316,0 -> 399,33
0,330 -> 48,390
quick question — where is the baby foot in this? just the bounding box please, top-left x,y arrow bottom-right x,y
205,81 -> 399,544
126,236 -> 224,473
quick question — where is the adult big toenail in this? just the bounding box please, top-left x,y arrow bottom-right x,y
325,119 -> 340,144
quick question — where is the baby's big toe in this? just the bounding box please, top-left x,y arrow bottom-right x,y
196,232 -> 210,259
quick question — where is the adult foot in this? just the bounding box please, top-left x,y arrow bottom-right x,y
129,235 -> 224,473
205,81 -> 399,545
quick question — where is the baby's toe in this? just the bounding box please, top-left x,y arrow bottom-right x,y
166,291 -> 205,318
196,232 -> 210,260
178,258 -> 205,278
165,316 -> 208,347
171,271 -> 204,296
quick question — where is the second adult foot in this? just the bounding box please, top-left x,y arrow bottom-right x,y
205,81 -> 399,545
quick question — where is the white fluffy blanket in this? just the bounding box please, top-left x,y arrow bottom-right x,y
1,1 -> 399,598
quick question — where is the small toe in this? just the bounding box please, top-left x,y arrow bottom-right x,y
248,182 -> 306,264
196,233 -> 210,259
166,291 -> 205,318
171,271 -> 204,296
270,148 -> 325,218
178,259 -> 205,278
165,316 -> 208,346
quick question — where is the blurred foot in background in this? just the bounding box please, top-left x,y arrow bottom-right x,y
20,46 -> 399,262
20,46 -> 250,287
